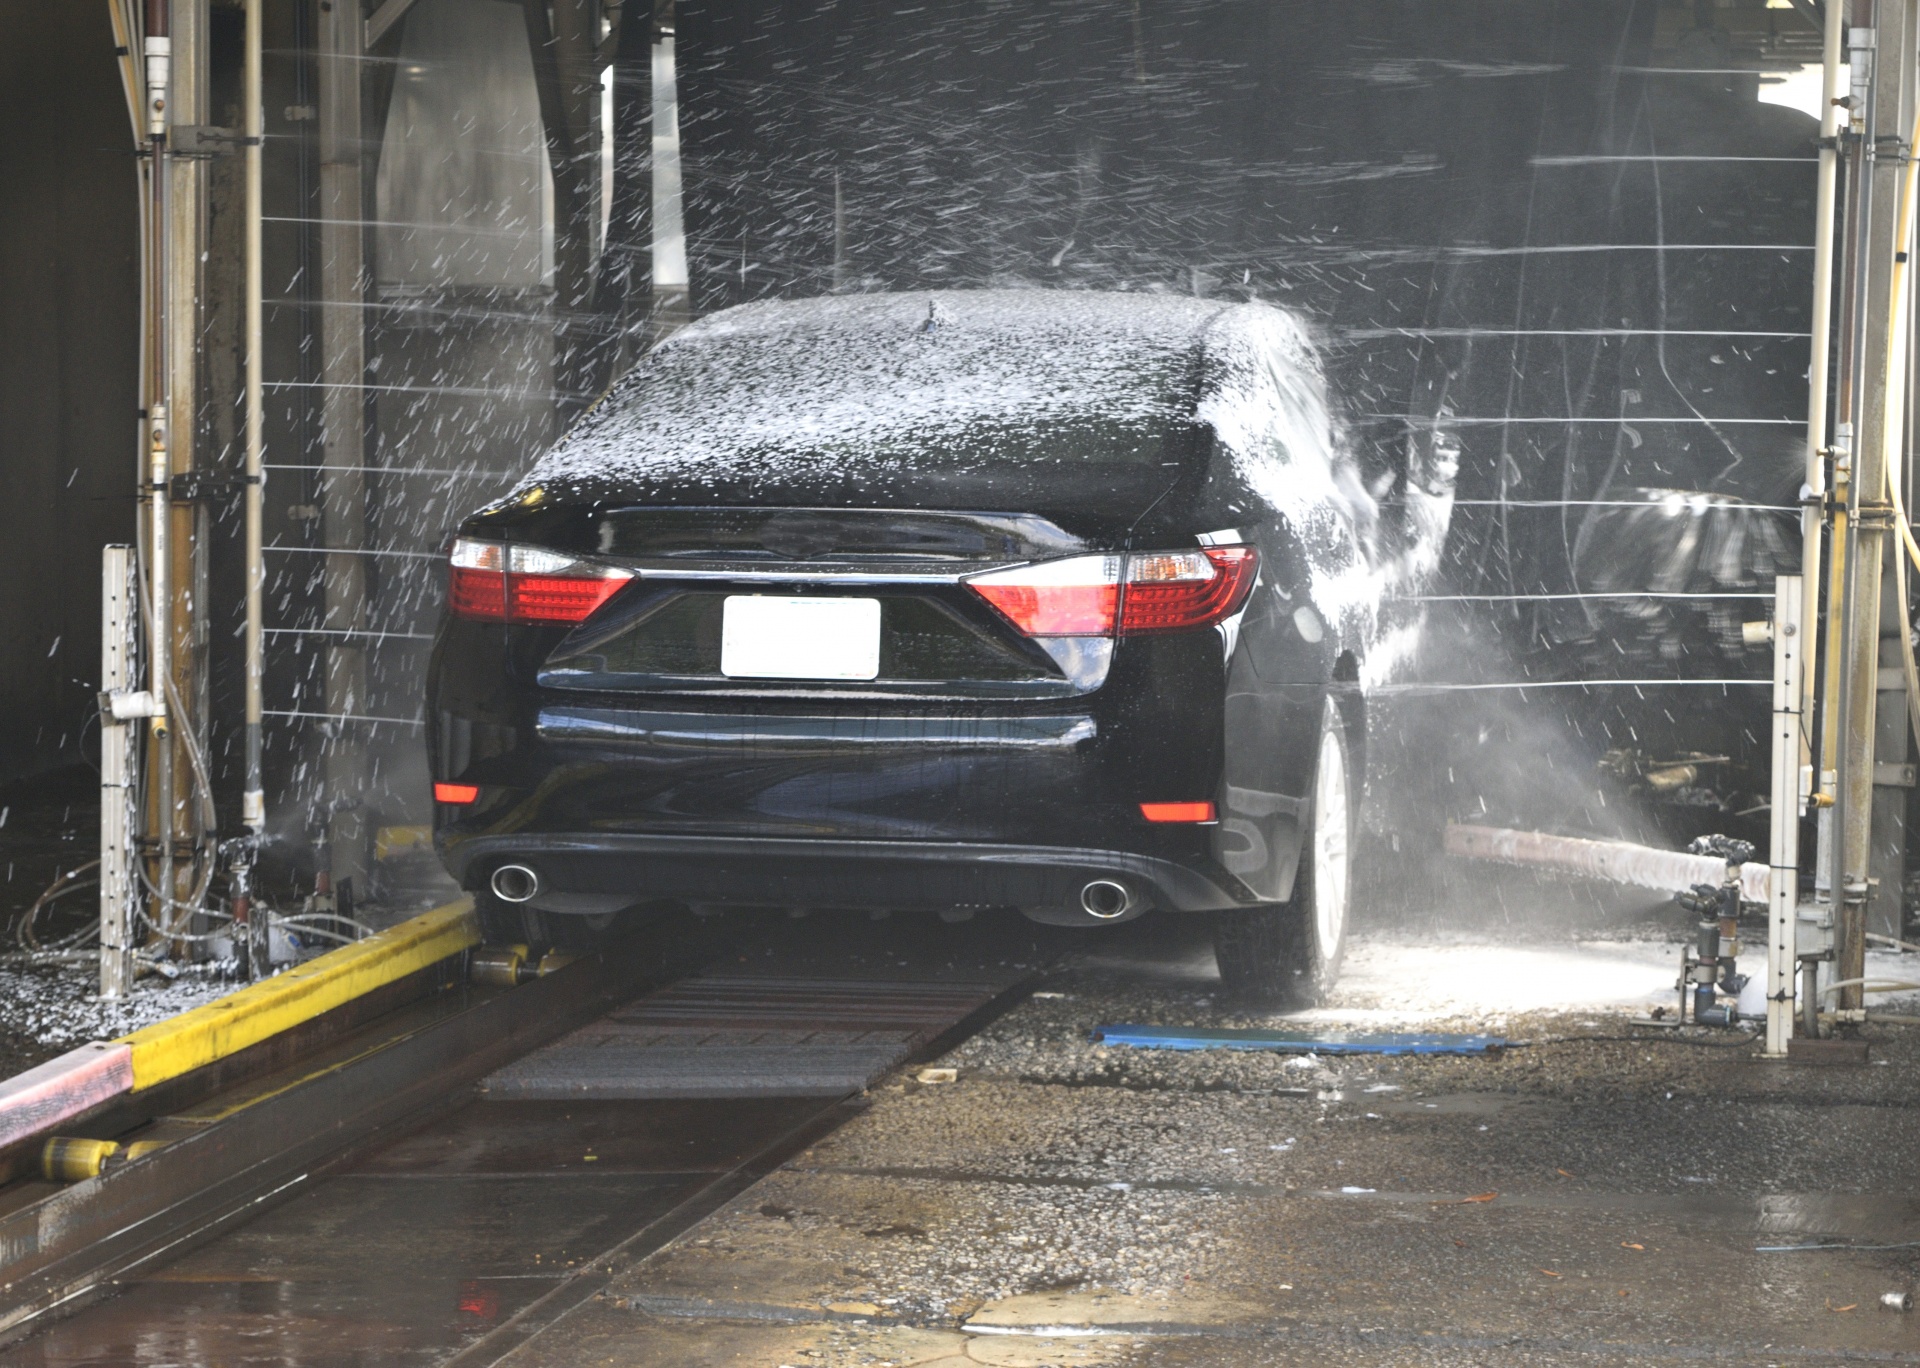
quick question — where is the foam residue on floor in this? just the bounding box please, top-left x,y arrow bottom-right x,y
0,962 -> 231,1074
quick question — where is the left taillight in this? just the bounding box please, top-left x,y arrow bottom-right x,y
448,538 -> 633,624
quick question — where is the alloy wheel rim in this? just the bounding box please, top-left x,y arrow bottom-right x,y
1313,723 -> 1350,963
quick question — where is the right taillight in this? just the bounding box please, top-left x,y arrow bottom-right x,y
1120,546 -> 1259,633
965,546 -> 1257,637
448,539 -> 633,624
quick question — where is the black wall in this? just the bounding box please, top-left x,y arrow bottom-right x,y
0,1 -> 140,785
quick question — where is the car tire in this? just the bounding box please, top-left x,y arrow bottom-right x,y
1212,698 -> 1353,1008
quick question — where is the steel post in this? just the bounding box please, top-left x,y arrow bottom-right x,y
243,0 -> 264,837
99,548 -> 138,1000
317,0 -> 369,899
142,0 -> 174,942
1768,575 -> 1805,1056
1801,0 -> 1845,748
650,9 -> 688,337
1837,0 -> 1917,1014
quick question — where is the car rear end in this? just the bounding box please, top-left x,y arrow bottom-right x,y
427,291 -> 1270,926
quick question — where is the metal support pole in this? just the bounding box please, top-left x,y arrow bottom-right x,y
1837,0 -> 1916,1016
143,0 -> 175,936
318,0 -> 369,900
650,8 -> 688,337
167,0 -> 208,933
1768,575 -> 1805,1056
99,548 -> 138,1000
243,0 -> 265,836
1801,0 -> 1844,741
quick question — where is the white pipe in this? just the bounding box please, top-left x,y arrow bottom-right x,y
1767,574 -> 1805,1057
1819,977 -> 1920,998
242,0 -> 264,833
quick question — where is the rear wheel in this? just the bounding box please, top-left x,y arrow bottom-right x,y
1212,700 -> 1352,1007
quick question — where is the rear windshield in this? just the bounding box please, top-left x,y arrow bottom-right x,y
525,293 -> 1208,487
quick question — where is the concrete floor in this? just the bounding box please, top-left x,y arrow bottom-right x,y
497,887 -> 1920,1368
7,865 -> 1920,1365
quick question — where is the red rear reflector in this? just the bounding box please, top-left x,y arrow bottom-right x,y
1140,801 -> 1217,823
433,782 -> 479,804
965,547 -> 1257,637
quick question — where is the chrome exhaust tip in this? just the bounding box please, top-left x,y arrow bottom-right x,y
490,864 -> 541,904
1079,879 -> 1133,920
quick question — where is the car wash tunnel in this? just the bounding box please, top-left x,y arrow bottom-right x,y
8,0 -> 1920,1362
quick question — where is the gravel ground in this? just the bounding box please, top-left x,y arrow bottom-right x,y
590,911 -> 1920,1368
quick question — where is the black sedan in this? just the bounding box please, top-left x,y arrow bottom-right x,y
427,290 -> 1451,1005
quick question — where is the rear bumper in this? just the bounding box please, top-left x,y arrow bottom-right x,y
442,831 -> 1259,916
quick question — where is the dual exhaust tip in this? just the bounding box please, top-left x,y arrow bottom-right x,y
494,863 -> 1134,921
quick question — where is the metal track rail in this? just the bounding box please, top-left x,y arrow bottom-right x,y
0,932 -> 688,1345
0,918 -> 1042,1361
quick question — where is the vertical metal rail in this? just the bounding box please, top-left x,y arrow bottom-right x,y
317,0 -> 369,897
1827,12 -> 1878,1019
650,9 -> 689,336
1768,574 -> 1805,1057
1802,0 -> 1845,745
99,548 -> 138,1000
1835,0 -> 1918,1017
166,0 -> 208,933
243,0 -> 265,836
143,0 -> 174,924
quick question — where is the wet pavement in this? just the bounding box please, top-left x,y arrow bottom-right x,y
0,914 -> 1058,1367
5,887 -> 1920,1365
2,1097 -> 825,1367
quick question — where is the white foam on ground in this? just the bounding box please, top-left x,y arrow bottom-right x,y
1302,938 -> 1920,1028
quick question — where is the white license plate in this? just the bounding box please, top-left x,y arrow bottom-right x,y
720,595 -> 882,680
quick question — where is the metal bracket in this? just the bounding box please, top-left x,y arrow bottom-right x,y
168,124 -> 254,158
1873,762 -> 1916,788
169,472 -> 253,504
365,0 -> 422,48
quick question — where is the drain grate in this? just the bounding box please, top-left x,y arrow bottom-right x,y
482,976 -> 1010,1100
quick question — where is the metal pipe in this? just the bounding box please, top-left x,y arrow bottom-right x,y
243,0 -> 264,835
1801,0 -> 1845,738
1834,0 -> 1916,1014
651,20 -> 688,335
1828,13 -> 1881,1016
144,0 -> 174,932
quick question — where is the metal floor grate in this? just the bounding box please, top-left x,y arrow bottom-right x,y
482,974 -> 1010,1100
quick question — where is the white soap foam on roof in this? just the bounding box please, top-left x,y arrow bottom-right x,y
526,289 -> 1261,487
